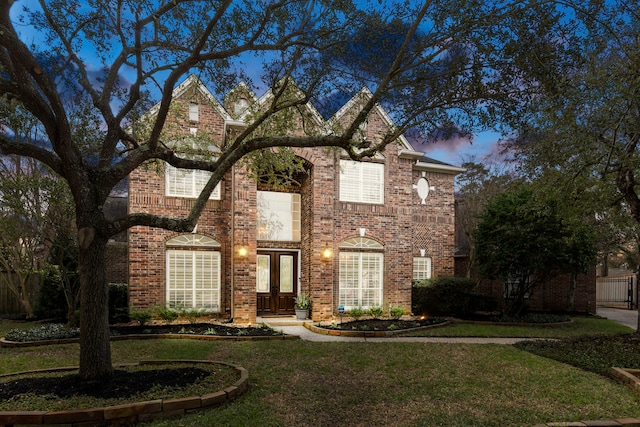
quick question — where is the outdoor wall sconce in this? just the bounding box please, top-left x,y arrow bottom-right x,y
321,246 -> 333,261
237,245 -> 248,258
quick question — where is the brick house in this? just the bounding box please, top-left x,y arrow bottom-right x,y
127,75 -> 464,324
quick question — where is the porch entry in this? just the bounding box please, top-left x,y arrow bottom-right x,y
256,250 -> 298,315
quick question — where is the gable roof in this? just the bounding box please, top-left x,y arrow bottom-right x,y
149,74 -> 232,121
238,77 -> 326,131
328,87 -> 413,151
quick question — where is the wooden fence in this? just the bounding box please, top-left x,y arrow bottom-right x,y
0,272 -> 41,318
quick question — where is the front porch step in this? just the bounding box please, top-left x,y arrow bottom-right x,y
257,316 -> 311,327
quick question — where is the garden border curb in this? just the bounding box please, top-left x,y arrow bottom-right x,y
0,359 -> 248,426
304,320 -> 451,337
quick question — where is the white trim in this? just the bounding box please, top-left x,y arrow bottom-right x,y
328,87 -> 414,151
166,249 -> 221,311
414,160 -> 466,175
398,149 -> 426,159
239,77 -> 327,131
144,75 -> 233,123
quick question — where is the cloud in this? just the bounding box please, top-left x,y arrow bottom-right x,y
405,125 -> 473,155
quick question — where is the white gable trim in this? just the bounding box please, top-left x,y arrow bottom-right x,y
238,78 -> 327,131
414,160 -> 466,175
144,74 -> 232,122
328,87 -> 413,151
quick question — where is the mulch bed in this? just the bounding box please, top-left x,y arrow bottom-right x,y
0,367 -> 211,400
110,322 -> 284,337
317,317 -> 446,331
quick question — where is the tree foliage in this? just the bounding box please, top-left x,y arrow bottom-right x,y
455,157 -> 522,276
474,186 -> 596,316
504,1 -> 640,256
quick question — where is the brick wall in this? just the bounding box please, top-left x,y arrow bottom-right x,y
470,262 -> 597,314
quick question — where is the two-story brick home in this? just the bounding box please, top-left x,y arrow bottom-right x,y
127,75 -> 464,324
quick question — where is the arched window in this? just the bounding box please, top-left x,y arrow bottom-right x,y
339,237 -> 383,249
165,234 -> 221,312
338,237 -> 384,309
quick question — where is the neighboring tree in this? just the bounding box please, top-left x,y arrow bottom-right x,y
46,233 -> 81,327
0,154 -> 75,318
0,0 -> 564,382
455,157 -> 521,276
474,186 -> 596,317
500,1 -> 640,326
0,98 -> 77,321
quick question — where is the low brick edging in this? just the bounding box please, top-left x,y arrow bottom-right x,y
304,320 -> 451,337
611,367 -> 640,393
0,360 -> 249,427
532,418 -> 640,426
0,332 -> 298,348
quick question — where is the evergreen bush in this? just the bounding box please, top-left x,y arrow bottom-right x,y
412,277 -> 482,317
108,283 -> 129,324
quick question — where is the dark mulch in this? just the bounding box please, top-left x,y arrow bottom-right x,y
0,367 -> 211,400
318,317 -> 446,331
110,322 -> 283,337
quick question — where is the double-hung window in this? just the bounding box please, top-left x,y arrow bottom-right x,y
413,257 -> 432,280
166,165 -> 221,199
339,159 -> 384,204
165,137 -> 221,199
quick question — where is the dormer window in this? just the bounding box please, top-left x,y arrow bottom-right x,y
189,103 -> 199,121
234,98 -> 249,116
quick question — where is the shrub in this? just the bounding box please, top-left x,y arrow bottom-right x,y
349,307 -> 365,320
412,277 -> 479,317
389,306 -> 405,319
183,308 -> 204,324
35,271 -> 68,321
108,283 -> 129,324
156,306 -> 179,323
368,306 -> 384,319
129,306 -> 152,325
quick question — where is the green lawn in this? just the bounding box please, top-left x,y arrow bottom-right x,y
1,318 -> 640,426
400,316 -> 634,338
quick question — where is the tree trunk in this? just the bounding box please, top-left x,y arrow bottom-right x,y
566,273 -> 577,312
78,234 -> 113,382
636,269 -> 640,333
17,275 -> 35,319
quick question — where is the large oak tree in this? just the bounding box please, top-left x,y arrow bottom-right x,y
0,0 -> 556,382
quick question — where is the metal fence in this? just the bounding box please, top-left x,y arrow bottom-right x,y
596,275 -> 636,310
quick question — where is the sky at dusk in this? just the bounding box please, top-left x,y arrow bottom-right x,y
415,131 -> 504,167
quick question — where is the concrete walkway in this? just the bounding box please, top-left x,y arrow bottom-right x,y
270,324 -> 532,343
597,306 -> 638,330
259,317 -> 537,343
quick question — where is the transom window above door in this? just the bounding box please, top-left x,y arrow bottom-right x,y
257,191 -> 301,241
